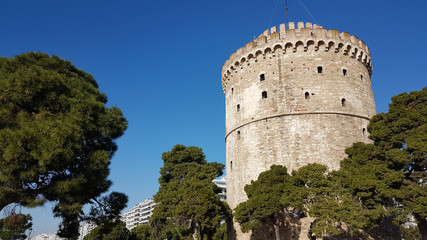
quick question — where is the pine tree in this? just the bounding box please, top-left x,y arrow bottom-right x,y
151,145 -> 229,240
352,87 -> 426,238
0,52 -> 128,239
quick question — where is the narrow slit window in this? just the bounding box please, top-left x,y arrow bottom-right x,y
305,92 -> 310,99
237,104 -> 240,112
363,128 -> 366,135
231,88 -> 234,94
230,161 -> 233,170
341,98 -> 346,107
317,66 -> 323,73
237,131 -> 241,140
360,75 -> 363,80
260,74 -> 265,81
343,69 -> 347,76
262,91 -> 268,99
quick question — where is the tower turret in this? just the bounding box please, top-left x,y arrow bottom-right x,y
222,22 -> 376,239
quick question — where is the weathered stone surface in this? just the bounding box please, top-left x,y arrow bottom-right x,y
221,22 -> 376,240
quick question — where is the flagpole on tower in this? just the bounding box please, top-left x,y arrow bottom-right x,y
285,0 -> 289,25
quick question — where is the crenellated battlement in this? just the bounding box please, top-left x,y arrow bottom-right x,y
221,22 -> 373,92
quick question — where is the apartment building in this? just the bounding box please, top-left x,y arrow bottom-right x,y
122,198 -> 156,230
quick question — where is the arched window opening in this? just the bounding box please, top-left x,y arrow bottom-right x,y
317,66 -> 323,73
262,91 -> 268,99
363,128 -> 366,135
237,131 -> 241,140
305,92 -> 310,99
260,74 -> 265,81
343,69 -> 347,76
237,104 -> 240,112
341,98 -> 346,107
360,75 -> 363,80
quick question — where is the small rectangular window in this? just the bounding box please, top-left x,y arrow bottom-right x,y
317,66 -> 323,73
343,69 -> 347,76
262,91 -> 267,99
260,74 -> 265,81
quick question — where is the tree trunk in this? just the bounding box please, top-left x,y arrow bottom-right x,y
192,221 -> 198,240
192,228 -> 198,240
415,214 -> 427,240
273,223 -> 281,240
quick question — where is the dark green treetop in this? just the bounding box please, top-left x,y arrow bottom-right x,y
234,165 -> 289,234
0,213 -> 32,240
308,144 -> 403,237
0,52 -> 128,239
368,88 -> 426,213
86,192 -> 129,226
129,224 -> 152,240
366,87 -> 426,237
84,220 -> 130,240
235,164 -> 331,240
212,223 -> 227,240
235,161 -> 404,238
151,144 -> 229,240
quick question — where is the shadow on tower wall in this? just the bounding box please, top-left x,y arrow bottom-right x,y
250,214 -> 302,240
228,216 -> 237,240
228,212 -> 304,240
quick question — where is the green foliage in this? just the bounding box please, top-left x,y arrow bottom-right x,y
151,145 -> 229,240
0,213 -> 32,240
301,142 -> 406,237
367,87 -> 427,236
212,223 -> 227,240
369,87 -> 427,211
283,163 -> 329,210
235,150 -> 412,238
105,221 -> 130,240
129,224 -> 152,240
401,226 -> 422,240
86,192 -> 128,225
235,164 -> 331,239
84,220 -> 129,240
0,52 -> 128,239
234,165 -> 289,233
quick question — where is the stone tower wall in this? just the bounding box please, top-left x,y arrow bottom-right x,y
222,22 -> 376,239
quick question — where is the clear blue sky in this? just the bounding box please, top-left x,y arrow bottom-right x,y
0,0 -> 426,236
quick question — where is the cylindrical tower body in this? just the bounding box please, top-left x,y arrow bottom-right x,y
222,22 -> 376,239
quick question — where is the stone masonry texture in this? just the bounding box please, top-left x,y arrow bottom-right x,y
221,22 -> 376,240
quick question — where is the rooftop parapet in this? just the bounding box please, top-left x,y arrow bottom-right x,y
222,22 -> 372,91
